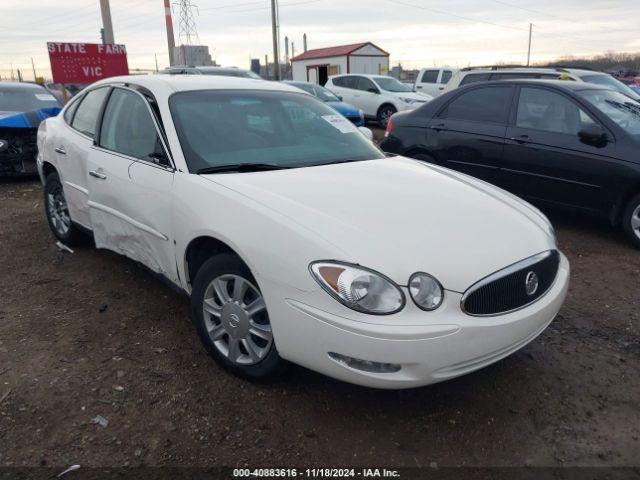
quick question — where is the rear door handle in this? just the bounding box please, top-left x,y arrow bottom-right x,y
55,147 -> 66,155
89,170 -> 107,180
416,85 -> 423,89
509,135 -> 531,144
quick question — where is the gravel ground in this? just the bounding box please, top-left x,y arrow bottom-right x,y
0,149 -> 639,472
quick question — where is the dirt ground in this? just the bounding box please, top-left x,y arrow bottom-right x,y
1,153 -> 639,472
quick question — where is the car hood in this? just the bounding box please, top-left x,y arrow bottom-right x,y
326,101 -> 360,116
201,157 -> 554,292
0,107 -> 61,128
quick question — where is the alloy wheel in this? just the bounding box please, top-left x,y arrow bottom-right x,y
47,189 -> 71,236
632,204 -> 640,240
202,274 -> 272,366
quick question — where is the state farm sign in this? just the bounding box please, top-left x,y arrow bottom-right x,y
47,42 -> 129,84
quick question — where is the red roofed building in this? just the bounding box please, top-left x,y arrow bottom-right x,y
291,42 -> 390,85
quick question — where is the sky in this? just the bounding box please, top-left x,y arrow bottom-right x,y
1,0 -> 639,81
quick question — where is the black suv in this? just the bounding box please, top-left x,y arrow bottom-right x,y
380,80 -> 640,248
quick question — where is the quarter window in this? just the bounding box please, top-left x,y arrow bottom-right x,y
99,88 -> 167,164
421,70 -> 439,83
442,86 -> 512,123
70,87 -> 109,138
63,97 -> 81,124
516,87 -> 597,135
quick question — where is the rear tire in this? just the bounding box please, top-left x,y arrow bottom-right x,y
191,253 -> 285,380
377,105 -> 396,129
622,193 -> 640,249
44,172 -> 85,246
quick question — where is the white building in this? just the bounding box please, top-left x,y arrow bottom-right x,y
291,42 -> 390,85
173,45 -> 215,66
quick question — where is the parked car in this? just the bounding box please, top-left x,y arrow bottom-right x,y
414,67 -> 458,97
0,82 -> 61,175
325,74 -> 433,128
381,79 -> 640,248
37,75 -> 568,389
442,66 -> 640,101
284,81 -> 364,126
159,65 -> 262,79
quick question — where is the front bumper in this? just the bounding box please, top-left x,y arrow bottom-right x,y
260,252 -> 569,389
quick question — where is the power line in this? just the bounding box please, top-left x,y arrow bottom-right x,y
489,0 -> 574,22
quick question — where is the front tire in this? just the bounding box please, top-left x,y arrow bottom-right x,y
44,172 -> 85,246
377,105 -> 397,128
191,253 -> 284,380
622,193 -> 640,249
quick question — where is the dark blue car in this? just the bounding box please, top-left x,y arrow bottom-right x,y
0,82 -> 61,175
285,81 -> 364,126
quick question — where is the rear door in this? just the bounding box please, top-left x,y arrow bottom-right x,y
56,86 -> 110,228
501,86 -> 619,214
416,69 -> 440,96
87,86 -> 177,281
425,85 -> 514,184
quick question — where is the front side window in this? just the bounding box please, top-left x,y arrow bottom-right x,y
356,77 -> 378,93
169,90 -> 384,172
99,88 -> 166,163
442,86 -> 512,123
421,70 -> 439,83
578,89 -> 640,137
516,87 -> 597,135
71,87 -> 109,138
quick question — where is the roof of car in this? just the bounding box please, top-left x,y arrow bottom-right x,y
89,74 -> 302,94
473,79 -> 611,91
0,81 -> 47,91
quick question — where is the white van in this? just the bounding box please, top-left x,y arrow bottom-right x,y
414,68 -> 458,97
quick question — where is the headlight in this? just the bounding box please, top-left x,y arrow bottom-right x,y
408,273 -> 444,311
400,97 -> 416,104
310,261 -> 405,315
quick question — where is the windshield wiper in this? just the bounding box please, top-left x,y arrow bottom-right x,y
196,163 -> 290,174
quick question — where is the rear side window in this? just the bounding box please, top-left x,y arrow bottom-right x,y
420,70 -> 439,83
99,88 -> 166,163
442,86 -> 512,124
441,70 -> 453,84
459,73 -> 491,86
490,72 -> 558,81
71,87 -> 109,138
332,76 -> 347,87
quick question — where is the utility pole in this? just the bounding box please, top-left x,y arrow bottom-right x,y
526,23 -> 532,66
99,0 -> 115,44
155,53 -> 159,72
264,54 -> 269,80
164,0 -> 176,66
270,0 -> 280,80
31,58 -> 37,82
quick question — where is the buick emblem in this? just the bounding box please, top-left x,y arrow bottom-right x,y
228,313 -> 241,328
525,271 -> 539,296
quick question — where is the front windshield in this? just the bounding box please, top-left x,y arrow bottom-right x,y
581,74 -> 640,100
372,77 -> 413,93
313,85 -> 341,102
579,89 -> 640,136
170,90 -> 383,172
0,87 -> 61,111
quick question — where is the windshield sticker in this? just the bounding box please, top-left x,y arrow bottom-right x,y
35,93 -> 57,101
322,114 -> 358,133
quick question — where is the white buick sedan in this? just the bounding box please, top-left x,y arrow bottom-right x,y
37,75 -> 569,389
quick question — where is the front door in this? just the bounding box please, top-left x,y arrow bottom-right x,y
353,76 -> 381,117
87,86 -> 177,282
501,86 -> 619,214
425,85 -> 514,184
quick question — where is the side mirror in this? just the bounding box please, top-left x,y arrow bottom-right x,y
367,87 -> 379,94
578,124 -> 608,146
358,126 -> 374,141
337,95 -> 343,101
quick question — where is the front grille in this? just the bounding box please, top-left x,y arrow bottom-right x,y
462,250 -> 560,316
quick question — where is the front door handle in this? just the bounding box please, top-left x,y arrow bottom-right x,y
509,135 -> 531,144
89,170 -> 107,180
55,147 -> 66,155
429,123 -> 446,132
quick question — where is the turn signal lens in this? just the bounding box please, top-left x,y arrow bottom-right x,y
310,261 -> 405,315
409,272 -> 444,311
